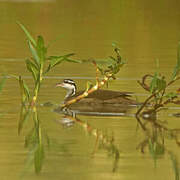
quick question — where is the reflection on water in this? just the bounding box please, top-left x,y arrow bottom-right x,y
59,113 -> 120,173
19,105 -> 48,175
136,113 -> 180,179
19,104 -> 121,174
19,104 -> 180,180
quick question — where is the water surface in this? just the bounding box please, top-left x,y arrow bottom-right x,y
1,0 -> 180,180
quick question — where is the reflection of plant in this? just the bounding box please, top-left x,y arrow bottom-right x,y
62,46 -> 125,108
136,43 -> 180,117
61,114 -> 120,172
136,113 -> 180,179
19,105 -> 49,174
17,22 -> 80,106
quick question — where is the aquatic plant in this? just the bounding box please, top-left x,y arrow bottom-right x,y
62,46 -> 125,108
135,43 -> 180,180
136,42 -> 180,117
17,22 -> 79,106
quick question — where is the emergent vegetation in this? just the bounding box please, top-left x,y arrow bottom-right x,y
136,42 -> 180,118
17,22 -> 80,106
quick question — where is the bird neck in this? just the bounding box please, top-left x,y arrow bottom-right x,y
65,86 -> 76,99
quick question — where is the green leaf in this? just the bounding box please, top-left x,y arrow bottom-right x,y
150,73 -> 166,93
64,58 -> 81,63
26,59 -> 38,81
11,75 -> 30,102
0,75 -> 7,93
48,56 -> 64,69
28,40 -> 40,66
157,78 -> 166,91
46,53 -> 79,72
17,21 -> 37,47
44,64 -> 51,74
37,36 -> 47,63
109,56 -> 117,62
23,81 -> 31,101
63,53 -> 75,58
19,76 -> 30,102
34,144 -> 44,174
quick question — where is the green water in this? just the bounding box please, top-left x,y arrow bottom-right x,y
1,0 -> 180,180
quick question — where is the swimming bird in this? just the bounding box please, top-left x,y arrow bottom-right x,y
56,79 -> 138,109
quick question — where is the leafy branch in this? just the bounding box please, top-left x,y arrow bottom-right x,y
61,47 -> 125,108
136,44 -> 180,117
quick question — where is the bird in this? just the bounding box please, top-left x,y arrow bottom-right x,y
55,79 -> 138,113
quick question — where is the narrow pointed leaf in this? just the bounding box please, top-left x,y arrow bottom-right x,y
23,81 -> 31,101
19,76 -> 30,102
17,21 -> 37,47
34,144 -> 44,174
28,40 -> 40,66
48,56 -> 64,69
63,53 -> 75,58
44,64 -> 51,74
26,59 -> 38,81
37,36 -> 47,63
109,56 -> 116,61
19,76 -> 26,102
150,72 -> 158,93
64,58 -> 81,63
157,78 -> 166,91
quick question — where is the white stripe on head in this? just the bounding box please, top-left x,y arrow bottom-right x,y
62,79 -> 76,97
63,79 -> 75,85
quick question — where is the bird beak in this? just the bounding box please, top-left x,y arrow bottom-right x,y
56,82 -> 63,87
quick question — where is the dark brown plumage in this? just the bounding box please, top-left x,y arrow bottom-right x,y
65,89 -> 137,105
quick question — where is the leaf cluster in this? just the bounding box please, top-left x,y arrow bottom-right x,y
17,22 -> 80,104
97,47 -> 125,79
137,44 -> 180,116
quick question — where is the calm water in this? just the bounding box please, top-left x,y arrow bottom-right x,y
1,0 -> 180,180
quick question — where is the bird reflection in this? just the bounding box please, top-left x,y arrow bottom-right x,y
57,109 -> 120,172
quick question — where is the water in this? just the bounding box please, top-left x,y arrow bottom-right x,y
1,0 -> 180,180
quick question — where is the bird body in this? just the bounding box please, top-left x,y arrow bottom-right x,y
56,79 -> 138,110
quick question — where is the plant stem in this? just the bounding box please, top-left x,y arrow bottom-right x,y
31,64 -> 44,106
61,75 -> 111,107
